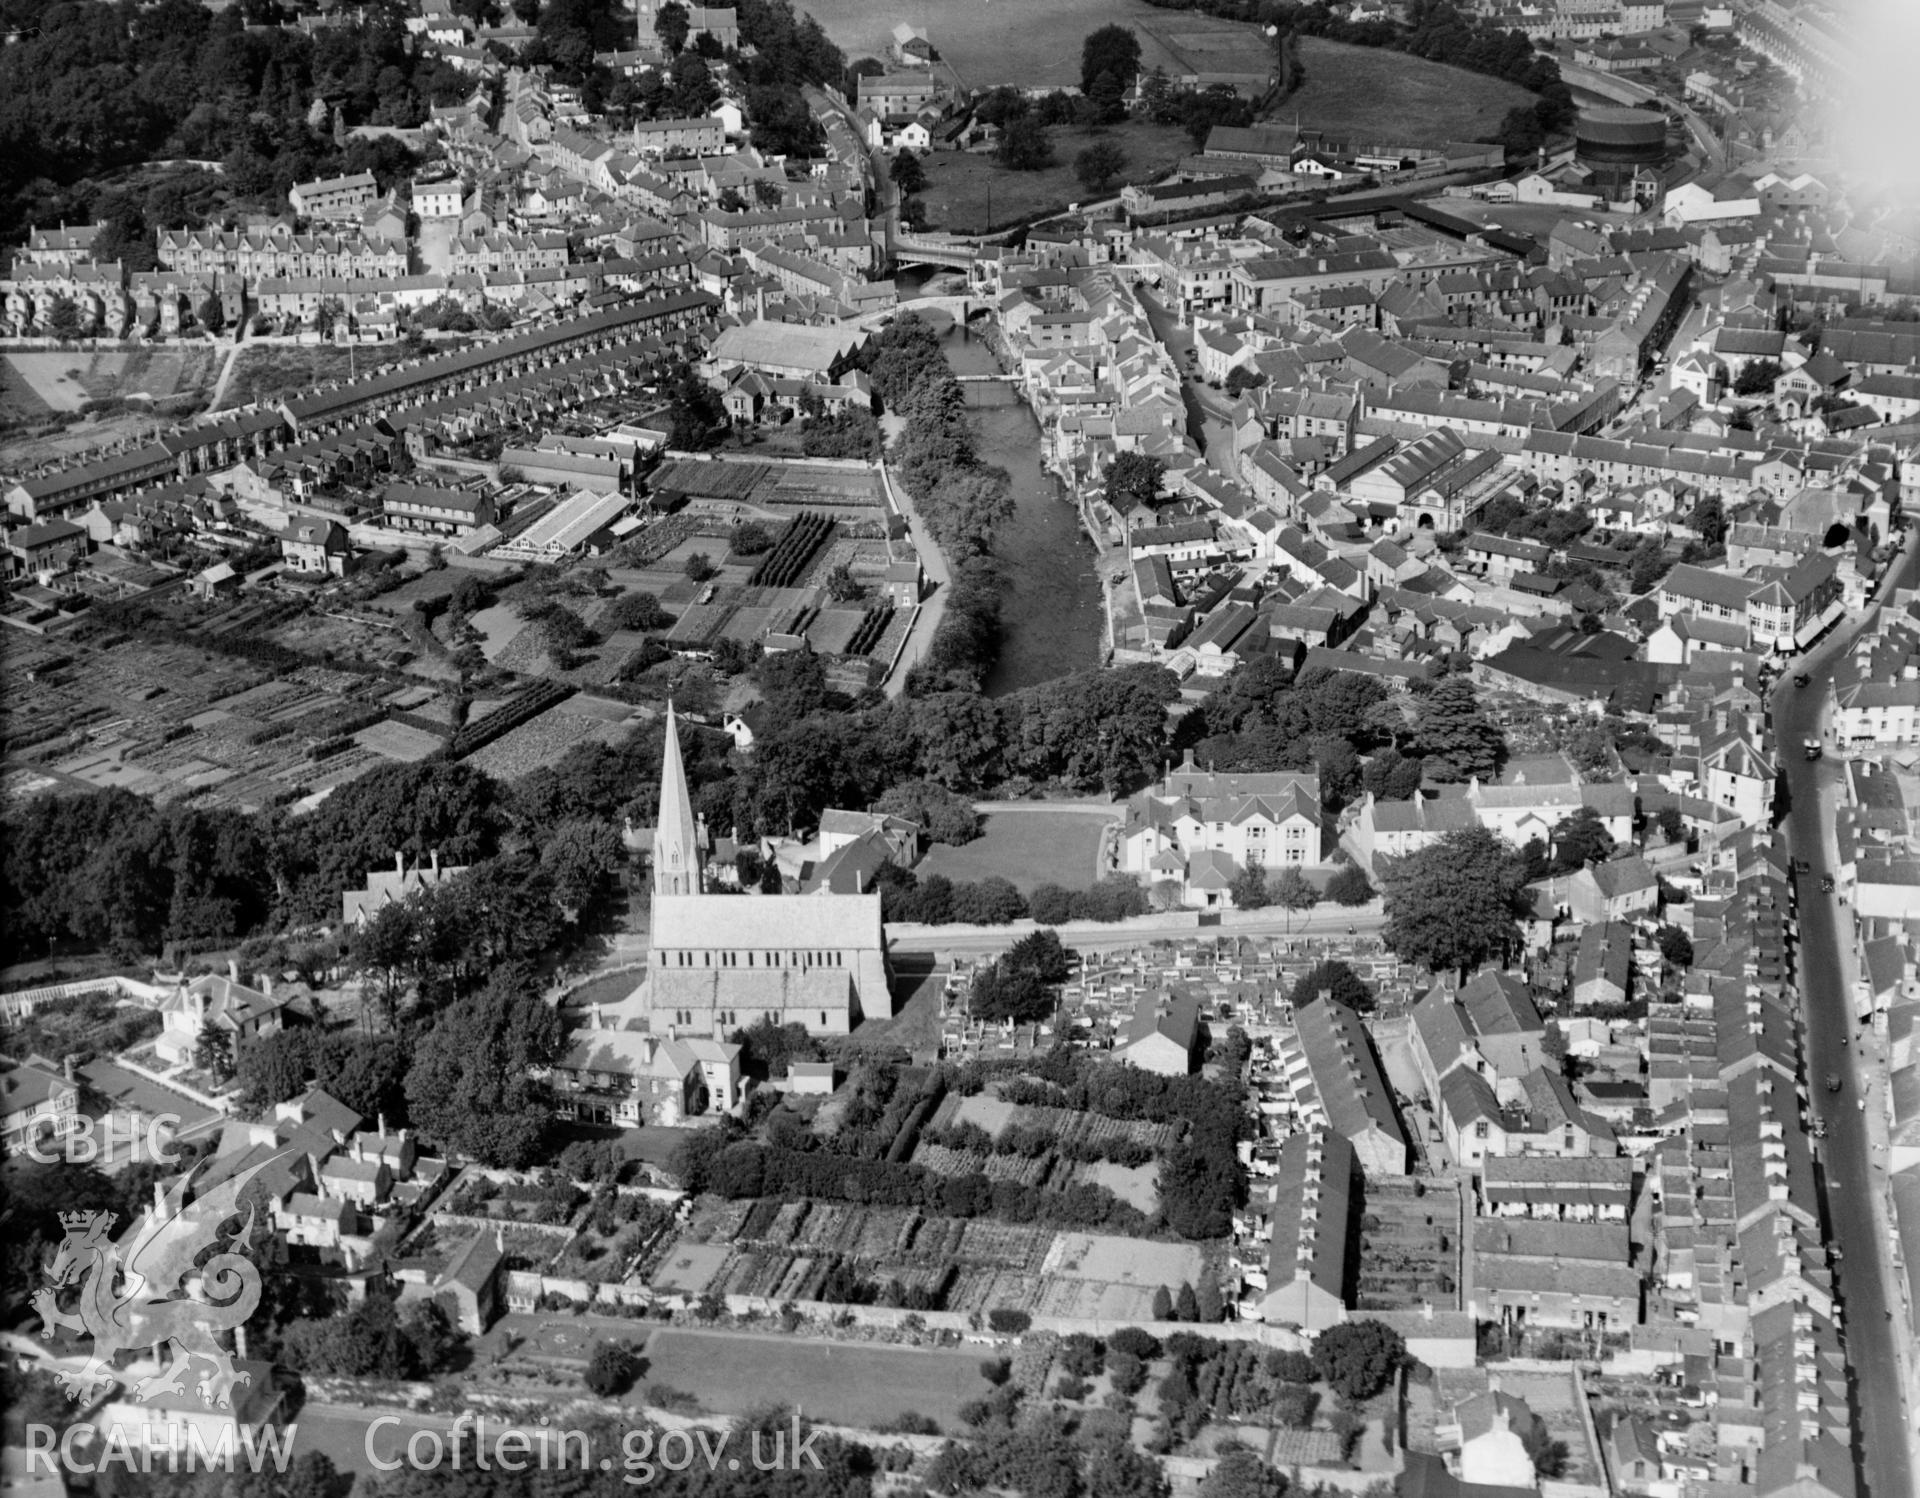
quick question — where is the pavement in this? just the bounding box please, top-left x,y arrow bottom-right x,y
1775,527 -> 1919,1498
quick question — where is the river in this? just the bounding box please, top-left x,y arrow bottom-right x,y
933,321 -> 1105,697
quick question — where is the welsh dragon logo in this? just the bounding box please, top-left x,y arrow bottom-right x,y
34,1157 -> 282,1410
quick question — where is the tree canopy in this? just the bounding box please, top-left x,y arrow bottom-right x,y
1380,826 -> 1525,977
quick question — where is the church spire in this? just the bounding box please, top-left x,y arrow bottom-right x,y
655,700 -> 703,897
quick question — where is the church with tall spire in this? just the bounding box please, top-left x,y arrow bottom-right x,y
653,701 -> 706,898
639,704 -> 892,1036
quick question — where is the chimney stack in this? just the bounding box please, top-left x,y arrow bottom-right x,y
228,958 -> 240,983
396,849 -> 406,877
431,848 -> 441,877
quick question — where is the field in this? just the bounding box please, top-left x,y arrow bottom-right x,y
1277,37 -> 1533,146
919,121 -> 1196,233
2,347 -> 218,416
0,353 -> 55,422
215,343 -> 407,412
916,808 -> 1115,894
804,0 -> 1258,89
460,698 -> 640,781
640,1328 -> 993,1427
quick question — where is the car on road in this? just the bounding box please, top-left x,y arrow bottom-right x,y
1795,672 -> 1811,687
1828,1073 -> 1843,1092
1805,739 -> 1823,761
1813,1119 -> 1829,1139
1794,857 -> 1811,875
1821,874 -> 1836,893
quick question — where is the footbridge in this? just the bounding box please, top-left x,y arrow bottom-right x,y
892,233 -> 982,271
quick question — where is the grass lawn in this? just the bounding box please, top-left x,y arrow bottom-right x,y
638,1329 -> 993,1428
916,808 -> 1114,893
919,121 -> 1193,233
1275,37 -> 1533,146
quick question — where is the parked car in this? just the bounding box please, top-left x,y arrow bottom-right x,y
1821,874 -> 1836,893
1794,672 -> 1811,687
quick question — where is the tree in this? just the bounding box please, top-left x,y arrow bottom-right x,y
654,0 -> 689,53
684,552 -> 715,582
1627,536 -> 1671,594
1104,452 -> 1164,513
1199,1448 -> 1286,1498
1174,1282 -> 1200,1321
1413,678 -> 1505,782
986,1306 -> 1032,1334
403,967 -> 566,1166
1080,23 -> 1142,95
1655,924 -> 1694,967
238,1030 -> 313,1107
1287,959 -> 1374,1015
730,521 -> 774,556
1005,927 -> 1071,983
1151,1285 -> 1173,1321
1108,1351 -> 1149,1395
1195,1277 -> 1223,1322
1733,357 -> 1783,396
1381,826 -> 1525,977
997,115 -> 1054,171
1089,1439 -> 1169,1498
971,960 -> 1052,1024
198,292 -> 224,335
1075,140 -> 1128,193
1522,1416 -> 1570,1479
891,148 -> 927,194
585,1340 -> 639,1395
1688,493 -> 1726,548
1312,1319 -> 1406,1402
1325,865 -> 1374,906
1269,866 -> 1319,915
608,591 -> 671,631
874,781 -> 981,845
1550,804 -> 1614,872
1229,863 -> 1270,910
46,295 -> 83,340
195,1028 -> 235,1082
824,563 -> 865,602
539,816 -> 622,916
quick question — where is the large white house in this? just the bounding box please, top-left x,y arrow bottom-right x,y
1117,756 -> 1322,908
155,965 -> 298,1067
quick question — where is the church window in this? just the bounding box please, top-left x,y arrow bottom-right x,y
820,1012 -> 828,1028
703,952 -> 711,966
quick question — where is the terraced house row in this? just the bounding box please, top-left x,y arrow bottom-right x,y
4,290 -> 718,520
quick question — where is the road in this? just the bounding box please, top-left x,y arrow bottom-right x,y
887,900 -> 1388,955
1775,530 -> 1919,1498
876,417 -> 952,697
